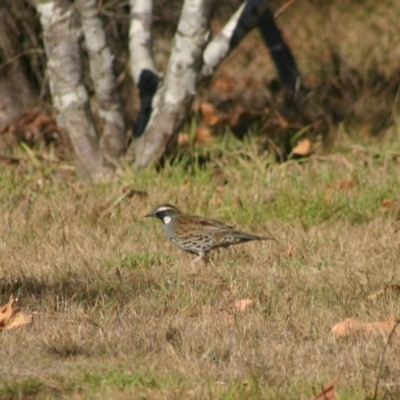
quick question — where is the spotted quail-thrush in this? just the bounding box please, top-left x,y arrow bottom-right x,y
145,204 -> 273,263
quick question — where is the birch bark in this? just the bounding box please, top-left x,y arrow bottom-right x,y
129,0 -> 157,84
201,0 -> 304,93
129,0 -> 160,139
131,0 -> 213,168
201,0 -> 268,80
33,0 -> 106,180
76,0 -> 126,162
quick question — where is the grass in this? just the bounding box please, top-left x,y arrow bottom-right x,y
1,126 -> 400,399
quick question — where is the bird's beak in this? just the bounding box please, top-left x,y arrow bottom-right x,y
144,212 -> 153,218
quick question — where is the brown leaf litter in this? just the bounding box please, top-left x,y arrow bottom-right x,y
0,295 -> 33,331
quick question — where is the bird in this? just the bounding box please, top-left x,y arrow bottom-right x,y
145,204 -> 273,264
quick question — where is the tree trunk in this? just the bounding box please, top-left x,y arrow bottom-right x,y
76,0 -> 126,163
258,7 -> 306,96
33,0 -> 107,181
129,0 -> 161,139
131,0 -> 214,168
201,0 -> 268,80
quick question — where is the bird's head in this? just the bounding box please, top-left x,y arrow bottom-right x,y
145,204 -> 181,224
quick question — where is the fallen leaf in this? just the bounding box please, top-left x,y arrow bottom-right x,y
292,138 -> 313,156
182,180 -> 191,189
331,315 -> 399,338
210,197 -> 224,207
331,180 -> 355,191
7,311 -> 33,330
367,284 -> 400,301
282,244 -> 295,258
0,155 -> 19,165
178,133 -> 189,146
200,102 -> 219,126
313,377 -> 339,400
382,198 -> 394,208
226,314 -> 235,326
234,299 -> 256,313
0,109 -> 61,145
212,76 -> 233,95
196,126 -> 213,144
226,105 -> 257,140
0,295 -> 33,331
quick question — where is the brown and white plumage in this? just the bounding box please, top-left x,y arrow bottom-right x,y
145,204 -> 273,263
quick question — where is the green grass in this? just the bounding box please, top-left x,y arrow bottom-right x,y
0,369 -> 370,399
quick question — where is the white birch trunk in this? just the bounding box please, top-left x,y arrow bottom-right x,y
129,0 -> 157,84
201,0 -> 268,80
76,0 -> 126,162
128,0 -> 160,140
132,0 -> 213,168
33,0 -> 107,181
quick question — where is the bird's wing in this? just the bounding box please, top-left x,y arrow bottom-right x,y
186,215 -> 234,230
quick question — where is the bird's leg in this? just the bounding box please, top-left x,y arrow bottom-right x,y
191,252 -> 208,266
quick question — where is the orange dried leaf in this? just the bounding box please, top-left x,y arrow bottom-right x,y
0,295 -> 33,331
7,311 -> 33,330
331,180 -> 355,191
331,315 -> 399,338
0,296 -> 15,330
382,198 -> 394,208
196,126 -> 213,144
234,299 -> 256,313
282,244 -> 295,258
229,104 -> 244,127
210,197 -> 224,207
226,314 -> 235,326
178,133 -> 189,146
313,377 -> 338,400
200,102 -> 219,126
292,139 -> 313,156
212,77 -> 233,94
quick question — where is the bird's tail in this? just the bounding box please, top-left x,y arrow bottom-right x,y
233,231 -> 275,242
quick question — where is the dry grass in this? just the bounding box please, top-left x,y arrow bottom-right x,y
1,128 -> 400,399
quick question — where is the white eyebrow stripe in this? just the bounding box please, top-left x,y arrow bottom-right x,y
157,206 -> 175,212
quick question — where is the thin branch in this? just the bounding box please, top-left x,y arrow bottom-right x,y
274,0 -> 298,20
0,49 -> 44,71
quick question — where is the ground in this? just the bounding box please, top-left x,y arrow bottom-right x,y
1,130 -> 400,398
